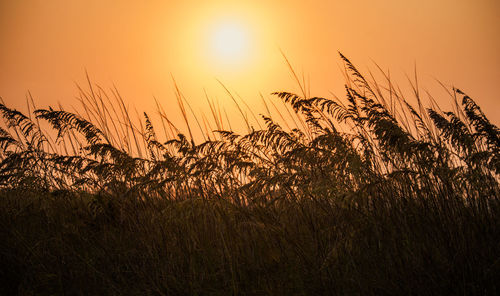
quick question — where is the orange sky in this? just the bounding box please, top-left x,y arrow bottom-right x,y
1,0 -> 499,131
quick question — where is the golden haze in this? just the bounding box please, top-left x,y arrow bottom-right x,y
1,0 -> 499,129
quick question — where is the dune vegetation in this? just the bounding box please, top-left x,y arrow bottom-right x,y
0,54 -> 499,295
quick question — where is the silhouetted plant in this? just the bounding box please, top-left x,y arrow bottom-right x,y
0,54 -> 498,294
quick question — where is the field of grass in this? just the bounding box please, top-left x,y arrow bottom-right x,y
1,54 -> 499,295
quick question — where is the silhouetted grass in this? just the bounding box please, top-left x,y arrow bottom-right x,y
0,54 -> 498,295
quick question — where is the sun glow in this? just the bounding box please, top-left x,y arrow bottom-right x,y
211,22 -> 249,64
206,19 -> 254,72
168,2 -> 280,95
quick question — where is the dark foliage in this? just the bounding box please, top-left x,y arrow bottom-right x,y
0,54 -> 498,295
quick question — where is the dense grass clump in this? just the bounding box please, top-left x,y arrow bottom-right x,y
0,54 -> 499,295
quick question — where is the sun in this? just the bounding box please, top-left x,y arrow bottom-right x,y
212,24 -> 247,61
209,20 -> 252,68
180,5 -> 274,80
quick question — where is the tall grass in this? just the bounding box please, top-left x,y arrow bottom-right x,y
0,53 -> 498,295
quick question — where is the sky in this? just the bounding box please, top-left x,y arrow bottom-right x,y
1,0 -> 499,133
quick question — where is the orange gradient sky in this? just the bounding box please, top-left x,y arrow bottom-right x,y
1,0 -> 499,129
